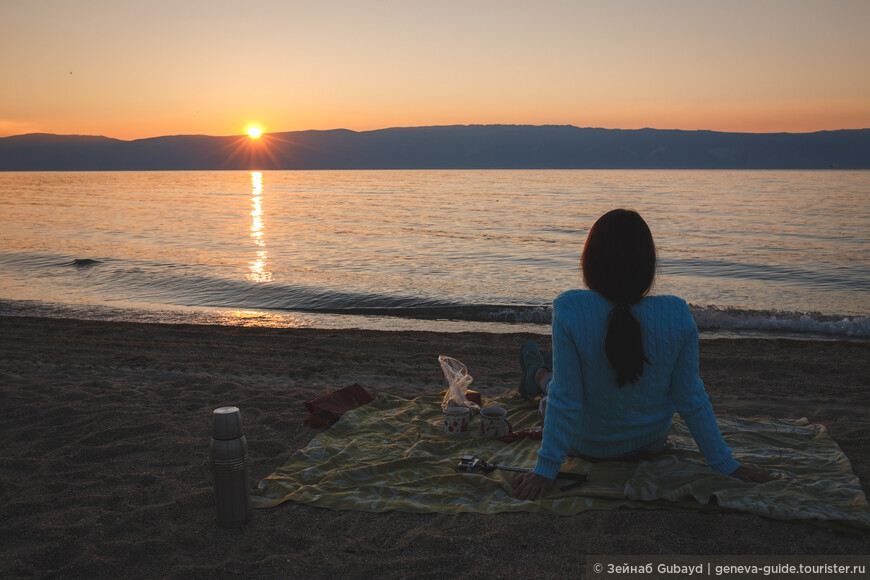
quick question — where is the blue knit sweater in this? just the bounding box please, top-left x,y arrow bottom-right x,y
534,290 -> 741,480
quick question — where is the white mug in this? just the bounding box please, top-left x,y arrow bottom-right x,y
443,406 -> 471,435
480,406 -> 512,438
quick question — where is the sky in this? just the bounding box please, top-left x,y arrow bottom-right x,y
1,0 -> 869,139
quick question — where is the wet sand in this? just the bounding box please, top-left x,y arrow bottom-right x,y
1,315 -> 868,578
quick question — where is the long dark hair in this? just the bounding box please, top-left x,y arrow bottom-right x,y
581,209 -> 657,386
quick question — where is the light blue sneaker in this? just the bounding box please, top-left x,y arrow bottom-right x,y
518,339 -> 544,399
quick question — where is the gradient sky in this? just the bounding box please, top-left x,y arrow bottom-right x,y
2,0 -> 868,139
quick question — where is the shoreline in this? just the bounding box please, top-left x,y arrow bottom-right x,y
1,299 -> 868,342
1,315 -> 868,577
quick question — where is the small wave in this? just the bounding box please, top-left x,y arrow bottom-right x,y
1,251 -> 866,338
690,304 -> 869,338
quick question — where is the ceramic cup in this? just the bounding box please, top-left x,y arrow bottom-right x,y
480,406 -> 513,438
443,406 -> 471,435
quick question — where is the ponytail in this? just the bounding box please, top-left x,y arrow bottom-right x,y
581,209 -> 656,387
605,302 -> 647,387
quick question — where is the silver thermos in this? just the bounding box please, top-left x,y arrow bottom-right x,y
210,406 -> 253,527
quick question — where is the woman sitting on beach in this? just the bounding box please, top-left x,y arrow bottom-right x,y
513,209 -> 773,500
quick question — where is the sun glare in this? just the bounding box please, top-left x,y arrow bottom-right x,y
247,126 -> 262,139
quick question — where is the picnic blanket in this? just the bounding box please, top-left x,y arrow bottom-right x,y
250,393 -> 870,533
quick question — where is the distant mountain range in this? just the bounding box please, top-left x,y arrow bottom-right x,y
1,125 -> 868,170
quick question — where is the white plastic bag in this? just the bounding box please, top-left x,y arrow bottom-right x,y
439,355 -> 480,413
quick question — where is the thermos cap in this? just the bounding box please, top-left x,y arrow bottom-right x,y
212,406 -> 243,440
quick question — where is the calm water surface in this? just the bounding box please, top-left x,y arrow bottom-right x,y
1,170 -> 867,336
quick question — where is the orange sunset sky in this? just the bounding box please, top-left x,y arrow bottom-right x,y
1,0 -> 869,140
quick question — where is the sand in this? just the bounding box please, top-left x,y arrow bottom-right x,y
1,315 -> 868,578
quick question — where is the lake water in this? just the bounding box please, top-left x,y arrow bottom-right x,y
0,170 -> 868,338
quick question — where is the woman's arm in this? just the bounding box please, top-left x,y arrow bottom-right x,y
533,302 -> 585,480
669,309 -> 741,475
667,302 -> 775,482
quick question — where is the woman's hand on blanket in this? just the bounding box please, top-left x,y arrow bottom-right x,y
513,472 -> 555,500
729,464 -> 775,483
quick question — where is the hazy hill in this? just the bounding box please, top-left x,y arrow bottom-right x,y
1,125 -> 868,170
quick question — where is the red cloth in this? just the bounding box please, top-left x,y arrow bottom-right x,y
498,426 -> 543,443
304,383 -> 376,428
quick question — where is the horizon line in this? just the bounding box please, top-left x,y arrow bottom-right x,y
4,123 -> 870,142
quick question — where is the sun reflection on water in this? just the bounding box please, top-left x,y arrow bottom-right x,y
247,171 -> 272,283
222,310 -> 316,328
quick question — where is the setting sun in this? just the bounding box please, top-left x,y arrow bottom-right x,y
247,126 -> 262,139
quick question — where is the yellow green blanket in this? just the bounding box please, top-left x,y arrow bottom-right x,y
251,394 -> 870,532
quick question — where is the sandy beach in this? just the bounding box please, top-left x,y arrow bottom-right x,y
1,315 -> 868,578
